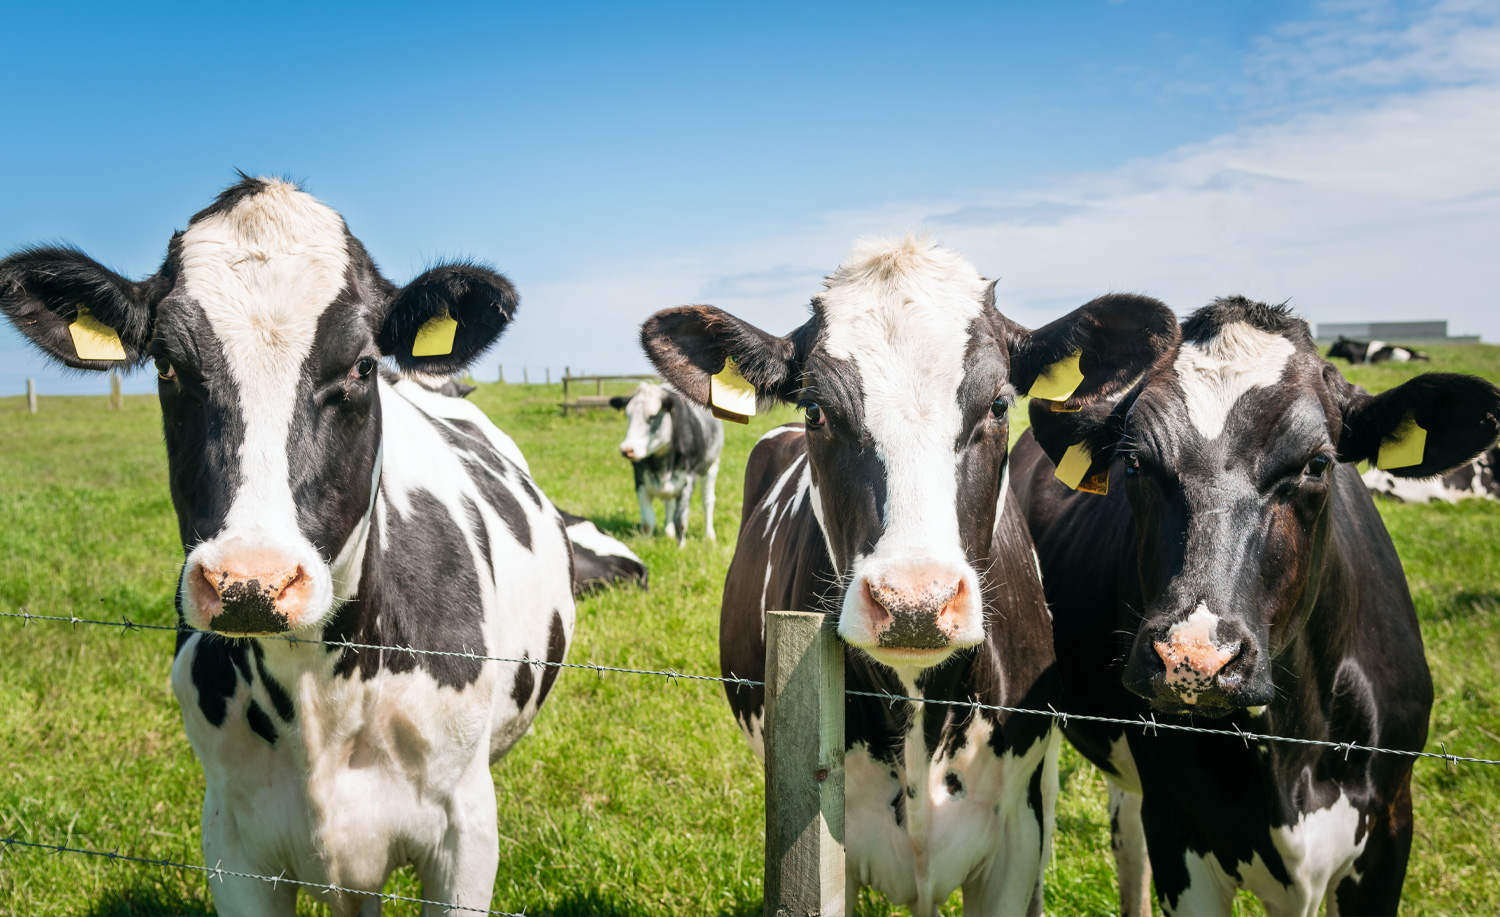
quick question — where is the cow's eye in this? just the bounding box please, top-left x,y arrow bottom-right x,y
990,396 -> 1008,419
1306,454 -> 1333,477
804,402 -> 825,427
354,357 -> 376,379
155,358 -> 175,381
1123,451 -> 1140,475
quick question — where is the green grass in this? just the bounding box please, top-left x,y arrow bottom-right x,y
2,348 -> 1498,916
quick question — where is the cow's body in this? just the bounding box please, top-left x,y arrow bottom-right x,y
560,510 -> 649,593
1013,298 -> 1498,916
638,236 -> 1176,915
1,177 -> 577,915
612,382 -> 723,545
1327,336 -> 1429,365
729,424 -> 1059,914
1362,445 -> 1499,503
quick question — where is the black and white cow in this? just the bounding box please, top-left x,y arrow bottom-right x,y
0,177 -> 578,916
1362,445 -> 1499,503
608,381 -> 723,545
1327,335 -> 1430,365
640,236 -> 1176,915
1013,297 -> 1500,916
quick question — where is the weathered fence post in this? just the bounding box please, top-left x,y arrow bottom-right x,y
109,370 -> 122,410
27,379 -> 37,414
546,367 -> 552,385
765,611 -> 845,917
497,364 -> 505,384
523,367 -> 530,385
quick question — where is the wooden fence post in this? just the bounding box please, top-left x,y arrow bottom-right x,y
27,379 -> 38,414
109,370 -> 122,410
546,367 -> 551,385
523,367 -> 530,385
497,364 -> 505,384
765,611 -> 845,917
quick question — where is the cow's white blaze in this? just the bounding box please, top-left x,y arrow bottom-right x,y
1174,321 -> 1296,440
819,237 -> 990,659
177,180 -> 354,631
617,382 -> 673,459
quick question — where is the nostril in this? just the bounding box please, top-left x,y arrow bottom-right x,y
864,580 -> 892,625
277,567 -> 309,603
199,565 -> 226,599
1214,642 -> 1247,682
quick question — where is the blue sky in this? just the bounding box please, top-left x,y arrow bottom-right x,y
3,0 -> 1497,394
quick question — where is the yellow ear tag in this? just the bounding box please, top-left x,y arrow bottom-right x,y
67,306 -> 127,361
1054,441 -> 1094,490
1078,468 -> 1110,496
709,355 -> 757,424
1029,351 -> 1084,401
411,309 -> 458,357
1048,399 -> 1082,413
1376,414 -> 1427,470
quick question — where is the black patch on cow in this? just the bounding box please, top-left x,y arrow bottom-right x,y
246,700 -> 278,746
536,610 -> 567,705
891,787 -> 906,827
511,655 -> 536,709
518,474 -> 544,509
250,642 -> 295,722
187,634 -> 248,727
463,496 -> 494,583
324,489 -> 487,688
1026,758 -> 1045,844
461,456 -> 532,551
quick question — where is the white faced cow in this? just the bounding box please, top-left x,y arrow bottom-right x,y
640,236 -> 1175,915
1014,298 -> 1500,916
609,381 -> 724,545
0,177 -> 577,916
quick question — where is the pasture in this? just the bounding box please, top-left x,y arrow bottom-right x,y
2,344 -> 1498,916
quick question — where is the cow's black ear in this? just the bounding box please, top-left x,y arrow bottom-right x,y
379,263 -> 518,373
640,305 -> 797,407
1337,371 -> 1500,478
0,246 -> 162,370
1007,292 -> 1179,405
609,395 -> 630,410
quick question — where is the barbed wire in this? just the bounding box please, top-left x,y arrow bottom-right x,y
4,609 -> 1497,766
0,835 -> 529,916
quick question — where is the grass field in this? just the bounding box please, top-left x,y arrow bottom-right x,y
2,345 -> 1497,916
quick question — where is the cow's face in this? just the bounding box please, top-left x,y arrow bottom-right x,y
613,383 -> 675,461
1030,297 -> 1500,713
0,177 -> 517,637
641,236 -> 1176,670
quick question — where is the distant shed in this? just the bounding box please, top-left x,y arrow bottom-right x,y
1315,320 -> 1480,344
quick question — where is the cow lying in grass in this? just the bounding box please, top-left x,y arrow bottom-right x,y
0,176 -> 578,916
1014,297 -> 1500,916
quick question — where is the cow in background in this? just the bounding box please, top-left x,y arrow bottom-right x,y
609,381 -> 723,545
1328,335 -> 1430,364
1362,445 -> 1499,503
1015,296 -> 1500,916
641,236 -> 1177,915
0,176 -> 578,916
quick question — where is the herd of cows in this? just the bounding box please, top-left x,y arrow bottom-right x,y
2,177 -> 1498,916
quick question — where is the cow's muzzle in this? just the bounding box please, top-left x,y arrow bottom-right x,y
1122,608 -> 1269,712
184,544 -> 319,636
839,559 -> 984,668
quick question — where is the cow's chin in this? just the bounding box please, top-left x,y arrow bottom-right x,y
1149,698 -> 1236,719
857,644 -> 964,671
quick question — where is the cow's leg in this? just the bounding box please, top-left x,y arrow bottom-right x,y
1329,772 -> 1415,916
1160,850 -> 1236,916
1109,781 -> 1153,917
662,495 -> 680,542
962,733 -> 1058,917
201,789 -> 299,916
414,764 -> 500,917
636,485 -> 655,534
701,459 -> 720,541
673,477 -> 696,546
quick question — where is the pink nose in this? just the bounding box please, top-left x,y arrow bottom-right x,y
860,568 -> 969,649
621,447 -> 636,459
187,550 -> 312,635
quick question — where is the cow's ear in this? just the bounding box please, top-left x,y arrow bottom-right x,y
1336,371 -> 1500,478
0,246 -> 161,370
609,395 -> 630,410
379,263 -> 518,373
1007,292 -> 1179,405
640,305 -> 797,407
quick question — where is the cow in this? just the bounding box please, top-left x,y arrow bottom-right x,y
0,176 -> 579,917
1327,335 -> 1430,365
1013,296 -> 1500,916
608,381 -> 723,545
639,235 -> 1176,916
1362,445 -> 1499,503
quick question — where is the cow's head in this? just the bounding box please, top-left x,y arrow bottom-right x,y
642,236 -> 1175,669
0,177 -> 517,636
1326,335 -> 1359,363
612,382 -> 676,462
1030,297 -> 1500,713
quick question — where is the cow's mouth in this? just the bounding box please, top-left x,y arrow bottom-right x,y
857,644 -> 962,670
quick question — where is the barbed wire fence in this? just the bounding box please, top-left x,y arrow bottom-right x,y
3,606 -> 1499,915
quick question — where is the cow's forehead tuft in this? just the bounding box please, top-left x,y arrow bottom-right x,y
1165,321 -> 1300,440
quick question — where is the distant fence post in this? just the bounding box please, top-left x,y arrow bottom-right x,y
523,367 -> 530,385
764,611 -> 845,917
546,367 -> 552,385
109,371 -> 122,410
27,379 -> 37,414
497,364 -> 505,384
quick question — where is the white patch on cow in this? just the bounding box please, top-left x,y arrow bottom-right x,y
1361,465 -> 1480,504
762,452 -> 808,537
392,377 -> 531,474
178,181 -> 352,627
565,519 -> 643,566
756,423 -> 802,445
1388,346 -> 1412,363
818,236 -> 990,652
1365,340 -> 1386,363
1174,321 -> 1296,440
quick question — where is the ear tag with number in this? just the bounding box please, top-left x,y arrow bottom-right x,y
1054,441 -> 1094,490
1376,414 -> 1427,470
1028,350 -> 1084,401
411,308 -> 458,357
1048,399 -> 1082,413
68,306 -> 127,361
709,356 -> 757,424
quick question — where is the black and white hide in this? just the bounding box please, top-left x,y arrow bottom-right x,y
1327,335 -> 1430,365
639,236 -> 1176,916
0,177 -> 578,917
1362,445 -> 1499,503
609,382 -> 723,546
